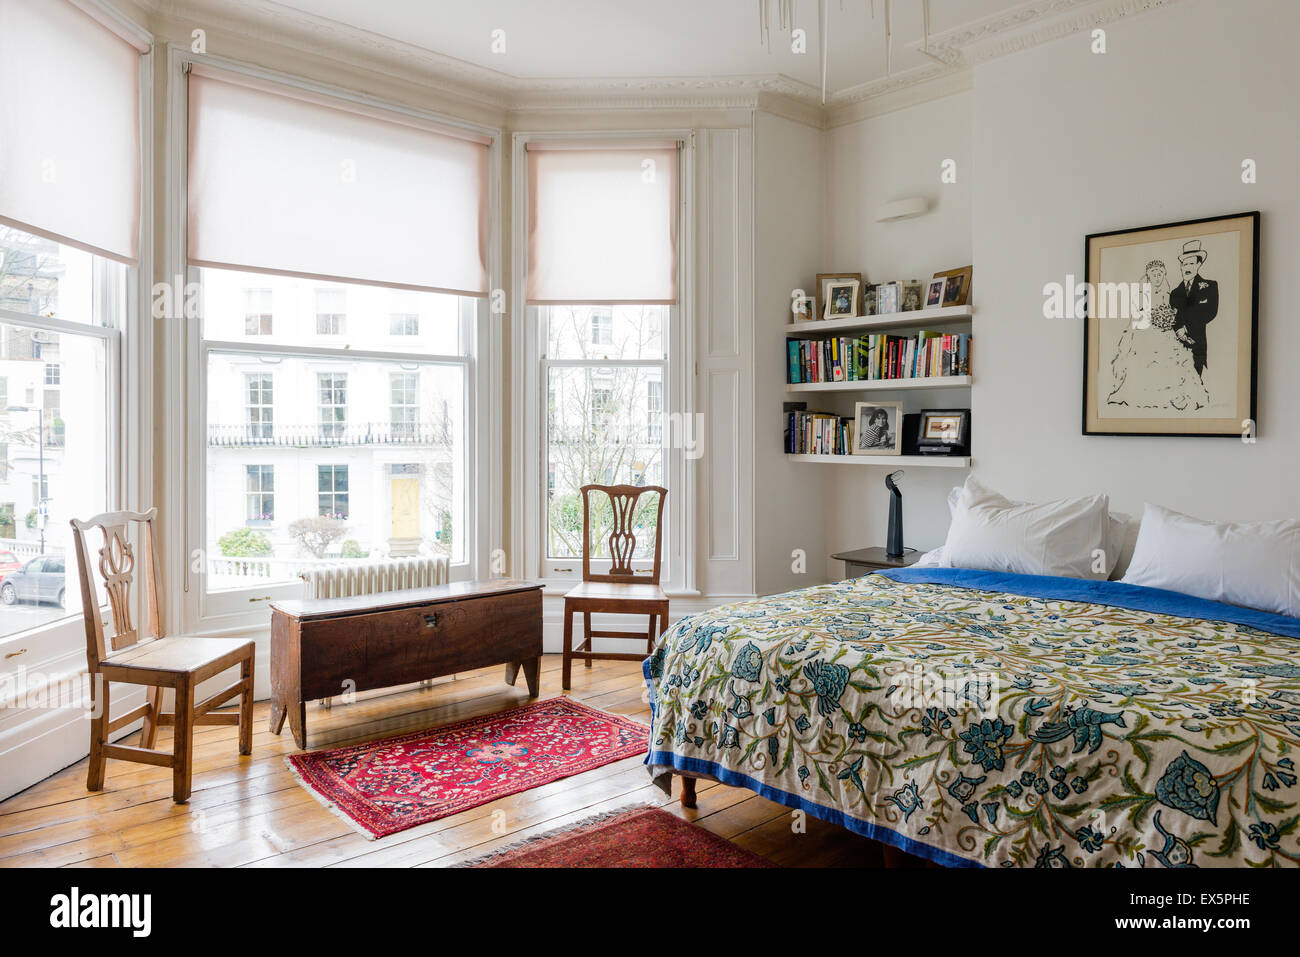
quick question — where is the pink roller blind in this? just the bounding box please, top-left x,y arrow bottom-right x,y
0,0 -> 142,264
527,143 -> 679,305
188,68 -> 490,296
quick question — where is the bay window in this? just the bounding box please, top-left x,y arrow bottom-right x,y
183,61 -> 493,617
519,138 -> 688,587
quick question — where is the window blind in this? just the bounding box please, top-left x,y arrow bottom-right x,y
187,67 -> 490,296
526,142 -> 679,305
0,0 -> 144,264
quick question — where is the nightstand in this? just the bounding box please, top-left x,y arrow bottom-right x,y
832,547 -> 921,578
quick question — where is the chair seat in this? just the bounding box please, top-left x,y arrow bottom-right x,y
563,580 -> 668,604
102,635 -> 255,683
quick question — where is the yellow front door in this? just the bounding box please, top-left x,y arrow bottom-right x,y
390,476 -> 420,540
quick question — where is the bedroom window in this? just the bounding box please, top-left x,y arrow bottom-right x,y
520,138 -> 686,584
186,63 -> 490,611
0,0 -> 145,661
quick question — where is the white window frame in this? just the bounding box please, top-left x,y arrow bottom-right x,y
165,47 -> 503,631
0,11 -> 150,680
511,131 -> 695,594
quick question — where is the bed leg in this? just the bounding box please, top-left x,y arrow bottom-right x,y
679,775 -> 697,809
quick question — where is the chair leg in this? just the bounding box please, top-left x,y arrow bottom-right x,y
140,684 -> 164,750
646,613 -> 657,655
583,612 -> 593,668
87,674 -> 108,792
172,678 -> 195,804
238,654 -> 254,756
561,603 -> 574,691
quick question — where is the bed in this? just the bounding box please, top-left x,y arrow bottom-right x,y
643,568 -> 1300,867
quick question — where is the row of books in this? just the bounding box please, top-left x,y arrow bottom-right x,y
784,409 -> 853,455
787,331 -> 972,384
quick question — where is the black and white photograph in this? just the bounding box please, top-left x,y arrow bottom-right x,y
852,401 -> 903,455
1084,212 -> 1259,436
900,280 -> 924,313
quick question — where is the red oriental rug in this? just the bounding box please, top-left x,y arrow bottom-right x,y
461,805 -> 774,868
287,697 -> 649,839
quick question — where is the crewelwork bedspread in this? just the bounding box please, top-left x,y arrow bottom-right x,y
643,569 -> 1300,868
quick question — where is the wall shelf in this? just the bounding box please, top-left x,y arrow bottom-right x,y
786,375 -> 971,393
785,304 -> 973,336
786,454 -> 971,468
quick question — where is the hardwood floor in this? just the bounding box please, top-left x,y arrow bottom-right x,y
0,654 -> 889,868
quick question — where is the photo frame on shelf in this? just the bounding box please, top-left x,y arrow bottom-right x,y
824,279 -> 860,319
863,283 -> 878,316
1083,211 -> 1259,437
876,281 -> 901,314
901,280 -> 925,313
935,266 -> 973,306
917,408 -> 971,455
791,295 -> 815,322
815,272 -> 862,319
852,401 -> 903,456
925,277 -> 946,308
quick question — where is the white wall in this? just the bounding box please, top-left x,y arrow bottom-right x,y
752,110 -> 830,595
819,0 -> 1300,565
822,92 -> 973,569
972,0 -> 1300,523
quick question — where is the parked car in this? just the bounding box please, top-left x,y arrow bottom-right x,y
0,556 -> 66,607
0,550 -> 21,575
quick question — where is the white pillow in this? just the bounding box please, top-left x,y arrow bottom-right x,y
919,485 -> 1130,578
1121,503 -> 1300,618
940,477 -> 1111,580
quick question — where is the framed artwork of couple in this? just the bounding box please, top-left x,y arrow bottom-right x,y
1083,211 -> 1259,437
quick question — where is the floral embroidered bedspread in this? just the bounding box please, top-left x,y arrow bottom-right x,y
642,570 -> 1300,868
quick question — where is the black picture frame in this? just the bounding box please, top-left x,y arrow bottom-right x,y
917,408 -> 971,454
1082,210 -> 1260,438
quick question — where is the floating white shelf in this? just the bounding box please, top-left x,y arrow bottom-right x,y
785,304 -> 973,336
786,375 -> 971,393
786,454 -> 972,468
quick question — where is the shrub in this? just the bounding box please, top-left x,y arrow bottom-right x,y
340,539 -> 368,559
218,528 -> 273,558
289,516 -> 348,558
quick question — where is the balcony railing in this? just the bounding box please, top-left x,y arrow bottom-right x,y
207,422 -> 448,448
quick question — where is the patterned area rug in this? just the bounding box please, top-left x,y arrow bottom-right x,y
287,697 -> 649,839
461,805 -> 774,868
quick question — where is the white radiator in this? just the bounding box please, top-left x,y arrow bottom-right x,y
300,556 -> 451,708
301,555 -> 449,600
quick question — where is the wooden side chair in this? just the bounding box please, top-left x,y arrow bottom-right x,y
70,508 -> 256,803
562,484 -> 669,690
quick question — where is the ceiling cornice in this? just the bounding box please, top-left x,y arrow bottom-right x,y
133,0 -> 1187,129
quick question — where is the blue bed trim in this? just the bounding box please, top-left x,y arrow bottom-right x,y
644,747 -> 982,868
876,567 -> 1300,640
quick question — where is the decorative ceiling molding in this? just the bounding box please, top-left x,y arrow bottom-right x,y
133,0 -> 1187,129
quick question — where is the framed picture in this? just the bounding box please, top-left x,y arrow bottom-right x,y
1083,211 -> 1259,437
815,272 -> 862,320
917,408 -> 971,454
901,280 -> 925,313
852,401 -> 903,456
824,279 -> 860,319
925,277 -> 946,308
791,295 -> 815,322
863,283 -> 878,316
876,281 -> 901,314
935,266 -> 973,306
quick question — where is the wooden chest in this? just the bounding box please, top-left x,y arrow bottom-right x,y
269,578 -> 543,749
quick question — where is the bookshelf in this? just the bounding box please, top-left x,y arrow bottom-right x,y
787,375 -> 971,394
786,453 -> 971,468
783,300 -> 973,467
785,304 -> 973,336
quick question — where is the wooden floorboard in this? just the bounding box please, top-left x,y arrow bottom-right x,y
0,655 -> 881,867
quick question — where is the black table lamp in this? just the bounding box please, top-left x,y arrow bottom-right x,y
885,470 -> 905,558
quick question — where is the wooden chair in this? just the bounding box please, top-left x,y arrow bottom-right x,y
70,509 -> 255,803
562,484 -> 669,691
